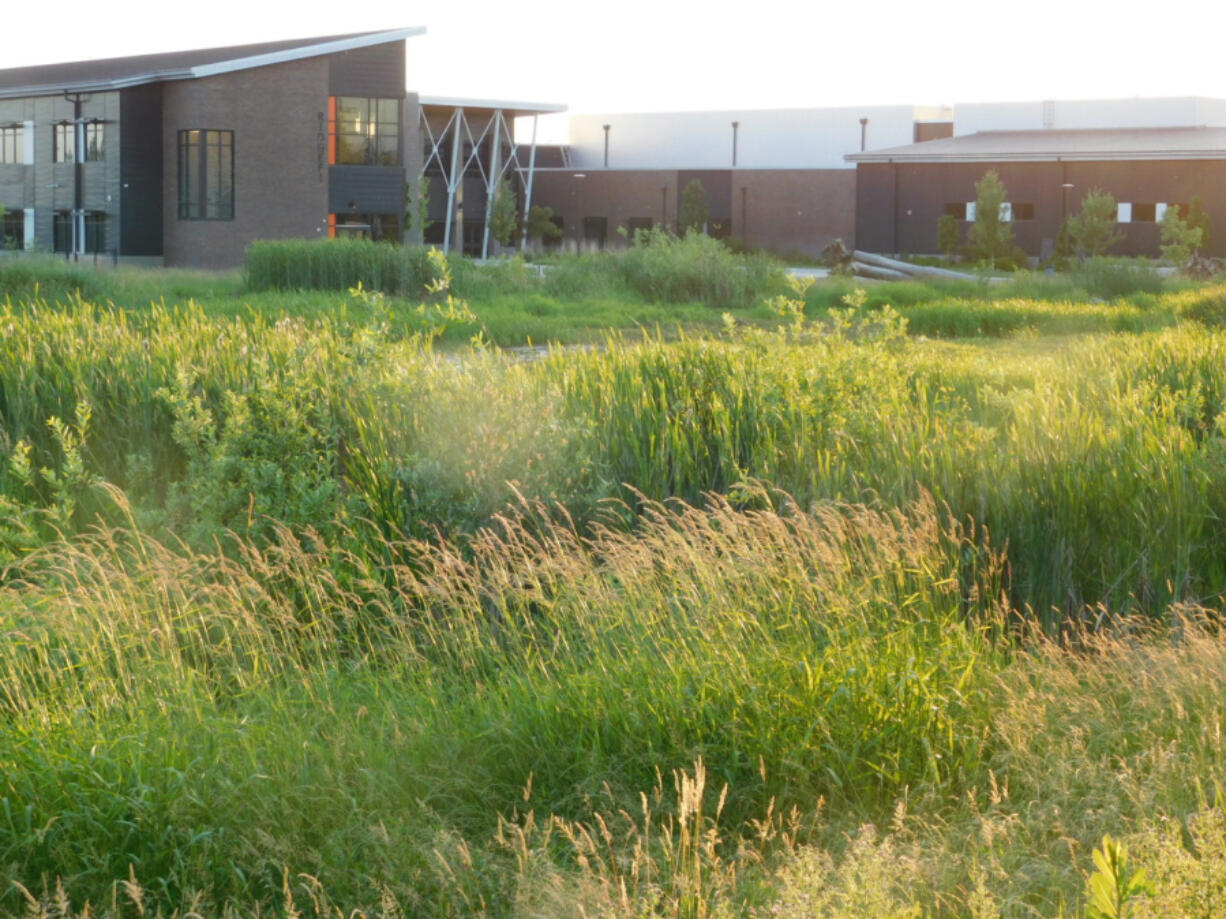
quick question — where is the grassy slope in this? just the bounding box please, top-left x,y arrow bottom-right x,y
4,257 -> 1226,916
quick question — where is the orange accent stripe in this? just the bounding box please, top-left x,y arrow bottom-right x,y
328,96 -> 337,165
328,214 -> 336,239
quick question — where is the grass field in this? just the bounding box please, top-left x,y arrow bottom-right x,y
2,244 -> 1226,917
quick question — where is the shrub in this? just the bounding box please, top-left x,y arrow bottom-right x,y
1071,257 -> 1165,300
243,238 -> 444,296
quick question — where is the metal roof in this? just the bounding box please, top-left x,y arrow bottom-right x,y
847,126 -> 1226,163
420,95 -> 567,116
0,28 -> 424,99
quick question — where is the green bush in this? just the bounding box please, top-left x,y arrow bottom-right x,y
1071,257 -> 1166,300
0,256 -> 118,306
243,238 -> 444,296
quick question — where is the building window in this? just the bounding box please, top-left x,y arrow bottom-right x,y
1132,203 -> 1157,223
1013,202 -> 1035,221
331,97 -> 400,166
0,124 -> 23,164
84,122 -> 104,161
2,208 -> 23,249
54,124 -> 73,162
53,122 -> 104,163
53,210 -> 107,253
178,129 -> 234,220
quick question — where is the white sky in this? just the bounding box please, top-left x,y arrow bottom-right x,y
7,0 -> 1226,143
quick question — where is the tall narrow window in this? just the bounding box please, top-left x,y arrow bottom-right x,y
1,208 -> 24,249
178,129 -> 234,220
331,97 -> 400,166
0,124 -> 23,164
54,124 -> 74,163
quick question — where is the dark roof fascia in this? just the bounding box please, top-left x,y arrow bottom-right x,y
0,28 -> 424,100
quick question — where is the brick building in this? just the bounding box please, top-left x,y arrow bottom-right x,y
0,29 -> 424,267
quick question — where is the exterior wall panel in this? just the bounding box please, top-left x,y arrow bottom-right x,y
732,169 -> 856,257
162,57 -> 330,268
329,41 -> 405,99
328,165 -> 405,212
120,83 -> 163,256
856,158 -> 1226,258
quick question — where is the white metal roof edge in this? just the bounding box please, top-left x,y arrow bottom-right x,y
420,95 -> 567,114
0,29 -> 425,99
189,28 -> 426,79
846,149 -> 1226,163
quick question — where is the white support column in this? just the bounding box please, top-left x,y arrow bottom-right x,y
442,108 -> 463,254
23,208 -> 34,251
74,119 -> 86,256
480,109 -> 503,261
520,114 -> 539,256
21,121 -> 33,164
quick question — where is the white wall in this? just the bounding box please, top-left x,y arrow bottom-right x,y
567,105 -> 928,170
955,97 -> 1226,135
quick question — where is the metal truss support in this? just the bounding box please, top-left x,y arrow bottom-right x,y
442,109 -> 463,254
420,104 -> 547,259
520,115 -> 538,256
480,111 -> 502,261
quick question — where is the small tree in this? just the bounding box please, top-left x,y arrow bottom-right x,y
489,178 -> 519,247
525,205 -> 562,248
678,179 -> 709,235
966,170 -> 1014,265
1186,195 -> 1211,250
937,213 -> 961,259
404,176 -> 432,244
1160,205 -> 1203,265
1068,188 -> 1123,257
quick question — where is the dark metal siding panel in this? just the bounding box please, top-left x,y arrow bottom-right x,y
854,163 -> 895,253
329,165 -> 405,212
119,83 -> 163,256
328,42 -> 405,98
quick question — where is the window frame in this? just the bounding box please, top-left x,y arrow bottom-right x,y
330,96 -> 401,167
0,123 -> 23,164
177,129 -> 235,221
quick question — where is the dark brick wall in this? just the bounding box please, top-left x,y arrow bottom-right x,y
731,169 -> 855,257
531,168 -> 855,257
161,56 -> 330,268
329,41 -> 405,99
530,170 -> 679,245
856,158 -> 1226,258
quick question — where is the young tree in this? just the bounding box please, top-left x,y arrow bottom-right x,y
404,176 -> 432,244
1185,195 -> 1211,250
937,213 -> 961,259
678,179 -> 709,235
1159,205 -> 1203,265
1067,188 -> 1123,257
525,205 -> 563,249
966,170 -> 1014,265
489,178 -> 519,247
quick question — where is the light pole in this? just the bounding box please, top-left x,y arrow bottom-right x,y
573,172 -> 586,253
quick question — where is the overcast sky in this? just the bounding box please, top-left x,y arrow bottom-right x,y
6,0 -> 1226,135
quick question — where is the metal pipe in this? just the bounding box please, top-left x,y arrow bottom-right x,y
602,123 -> 610,168
859,117 -> 868,152
731,121 -> 739,167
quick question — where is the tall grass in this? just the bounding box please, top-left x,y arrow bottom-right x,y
3,495 -> 1226,916
244,238 -> 444,296
5,293 -> 1226,618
